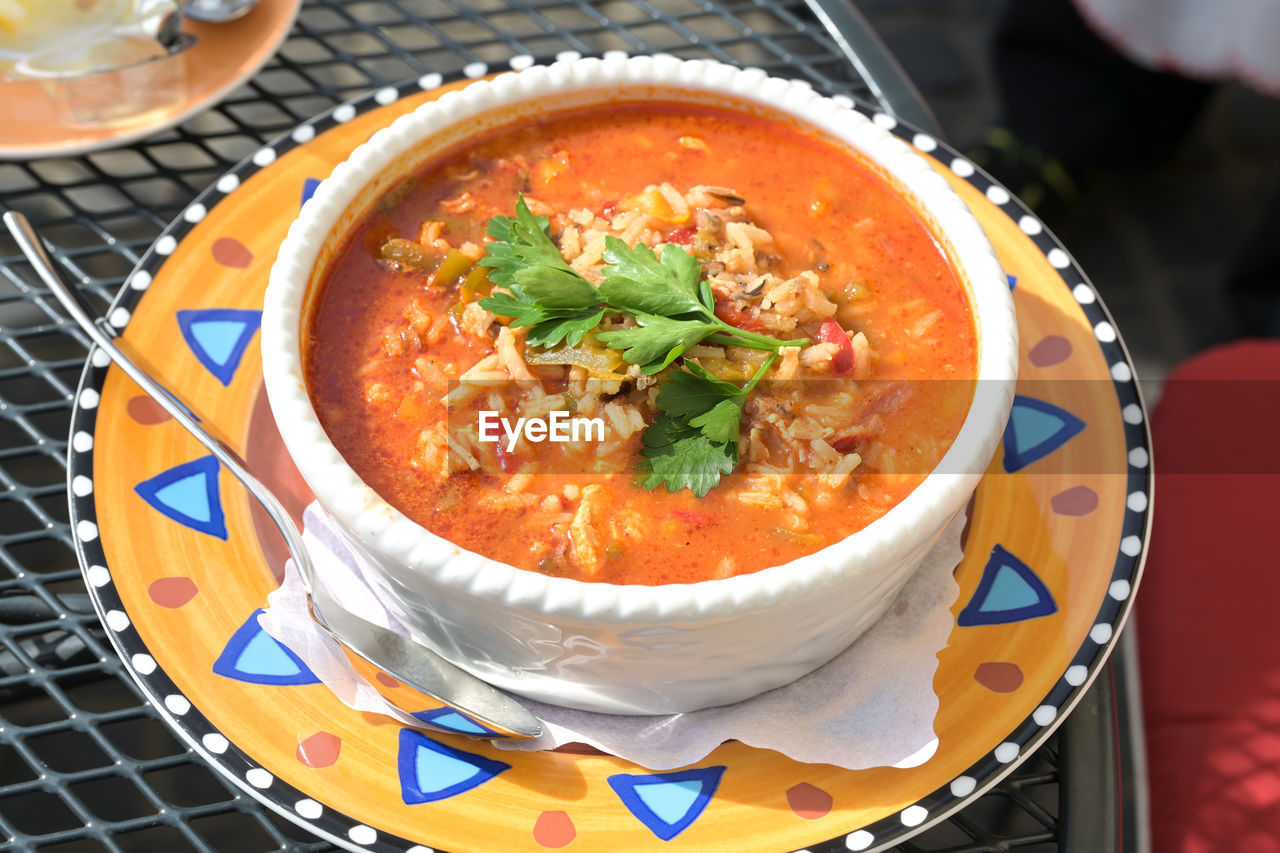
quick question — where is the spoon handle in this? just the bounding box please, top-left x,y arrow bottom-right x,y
4,211 -> 542,739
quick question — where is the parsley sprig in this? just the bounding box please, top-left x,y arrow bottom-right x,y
477,195 -> 807,495
641,355 -> 776,496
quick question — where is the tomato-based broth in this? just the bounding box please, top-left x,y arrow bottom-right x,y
305,102 -> 976,585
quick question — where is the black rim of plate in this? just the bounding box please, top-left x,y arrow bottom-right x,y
65,53 -> 1155,853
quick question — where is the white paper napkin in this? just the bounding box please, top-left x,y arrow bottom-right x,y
259,503 -> 964,771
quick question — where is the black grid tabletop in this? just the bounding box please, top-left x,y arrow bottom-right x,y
0,1 -> 1128,850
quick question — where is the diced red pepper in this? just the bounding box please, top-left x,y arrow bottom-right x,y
819,318 -> 855,375
600,199 -> 620,218
713,297 -> 766,332
494,442 -> 520,474
672,510 -> 714,526
831,435 -> 860,453
668,225 -> 697,245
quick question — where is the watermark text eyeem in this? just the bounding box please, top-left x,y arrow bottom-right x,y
477,410 -> 606,452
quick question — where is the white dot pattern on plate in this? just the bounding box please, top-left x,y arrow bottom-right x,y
1094,321 -> 1117,343
1129,447 -> 1149,468
183,203 -> 206,223
463,61 -> 488,78
844,829 -> 874,850
108,307 -> 130,329
252,147 -> 276,167
72,475 -> 93,497
72,431 -> 93,452
912,132 -> 937,152
348,825 -> 377,845
202,733 -> 229,754
246,768 -> 273,789
129,270 -> 152,290
104,609 -> 129,631
79,388 -> 100,409
1120,535 -> 1142,556
76,520 -> 99,542
900,805 -> 927,827
1123,403 -> 1144,424
1090,623 -> 1113,644
872,112 -> 896,130
164,694 -> 191,715
86,565 -> 110,587
1065,665 -> 1088,686
131,653 -> 156,674
949,776 -> 976,797
418,72 -> 443,89
333,104 -> 356,123
994,742 -> 1019,763
986,185 -> 1010,205
1047,248 -> 1070,268
155,235 -> 177,255
1033,705 -> 1057,726
1072,283 -> 1096,304
374,86 -> 398,105
216,174 -> 239,193
831,94 -> 854,109
556,50 -> 582,62
1018,215 -> 1042,235
950,157 -> 975,178
407,847 -> 436,853
292,125 -> 315,144
91,349 -> 110,367
296,799 -> 323,820
1111,361 -> 1133,382
1127,491 -> 1148,512
1110,579 -> 1132,600
509,54 -> 534,70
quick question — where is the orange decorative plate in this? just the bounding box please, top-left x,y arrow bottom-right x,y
67,62 -> 1153,852
0,0 -> 300,159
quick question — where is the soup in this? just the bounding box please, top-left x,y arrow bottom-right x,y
305,101 -> 976,585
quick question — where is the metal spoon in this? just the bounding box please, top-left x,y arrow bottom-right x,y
183,0 -> 260,23
4,211 -> 542,740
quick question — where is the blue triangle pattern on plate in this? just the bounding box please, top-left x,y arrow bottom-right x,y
176,308 -> 262,387
1007,274 -> 1018,290
607,766 -> 725,841
958,544 -> 1058,626
134,454 -> 227,540
1001,395 -> 1085,472
397,729 -> 511,804
412,708 -> 498,737
213,609 -> 320,685
301,177 -> 321,208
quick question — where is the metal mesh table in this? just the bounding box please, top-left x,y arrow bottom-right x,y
0,1 -> 1134,849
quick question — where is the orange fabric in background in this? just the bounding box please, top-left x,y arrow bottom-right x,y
1140,341 -> 1280,852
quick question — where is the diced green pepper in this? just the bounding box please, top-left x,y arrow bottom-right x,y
432,248 -> 474,288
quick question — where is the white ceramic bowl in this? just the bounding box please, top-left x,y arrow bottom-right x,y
262,55 -> 1018,715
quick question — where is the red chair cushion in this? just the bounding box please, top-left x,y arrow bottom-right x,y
1140,340 -> 1280,851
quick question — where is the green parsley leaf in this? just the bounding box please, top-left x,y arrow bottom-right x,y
514,267 -> 600,309
524,307 -> 607,348
595,314 -> 713,373
479,195 -> 578,288
639,414 -> 737,497
653,361 -> 742,422
599,236 -> 708,318
478,288 -> 548,329
688,398 -> 746,445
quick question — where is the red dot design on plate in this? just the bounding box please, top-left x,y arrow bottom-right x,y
1050,486 -> 1099,516
974,662 -> 1024,693
147,577 -> 198,608
786,782 -> 833,820
1028,335 -> 1073,367
375,672 -> 400,688
126,395 -> 173,425
361,711 -> 395,727
211,237 -> 253,268
533,810 -> 576,848
296,732 -> 342,768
